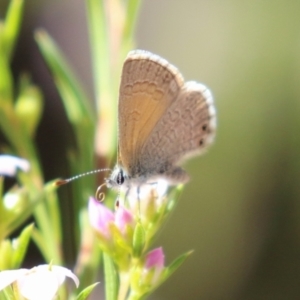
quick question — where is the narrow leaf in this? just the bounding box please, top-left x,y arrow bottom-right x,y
123,0 -> 142,48
164,250 -> 193,281
103,253 -> 118,300
75,282 -> 100,300
34,29 -> 94,126
132,222 -> 146,257
2,0 -> 24,59
12,223 -> 34,268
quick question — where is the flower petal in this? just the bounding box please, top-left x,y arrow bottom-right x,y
115,205 -> 134,233
18,268 -> 60,300
44,265 -> 79,287
0,269 -> 28,291
145,247 -> 165,269
88,197 -> 114,237
18,265 -> 79,300
0,155 -> 30,177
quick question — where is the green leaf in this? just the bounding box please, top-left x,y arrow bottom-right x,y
165,184 -> 184,214
2,180 -> 58,241
31,180 -> 63,264
75,282 -> 100,300
103,253 -> 118,300
85,0 -> 109,108
11,223 -> 34,268
15,75 -> 43,138
138,251 -> 193,299
34,29 -> 96,216
85,0 -> 117,157
132,222 -> 146,257
0,285 -> 14,300
0,240 -> 12,270
163,250 -> 193,282
122,0 -> 142,49
0,51 -> 13,106
1,189 -> 34,241
1,0 -> 24,60
34,29 -> 94,127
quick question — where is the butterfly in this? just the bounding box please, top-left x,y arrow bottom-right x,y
106,49 -> 216,191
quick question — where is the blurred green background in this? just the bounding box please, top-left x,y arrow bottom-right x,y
2,0 -> 300,299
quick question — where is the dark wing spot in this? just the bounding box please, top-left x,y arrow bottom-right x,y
163,72 -> 171,83
202,124 -> 207,131
199,139 -> 204,146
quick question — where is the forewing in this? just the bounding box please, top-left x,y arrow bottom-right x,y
118,50 -> 184,173
139,81 -> 216,173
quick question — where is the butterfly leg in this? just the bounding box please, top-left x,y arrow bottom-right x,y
137,185 -> 142,220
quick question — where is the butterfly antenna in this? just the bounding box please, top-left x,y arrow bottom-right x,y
55,168 -> 111,186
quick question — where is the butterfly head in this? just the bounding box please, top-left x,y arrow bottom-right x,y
106,165 -> 128,189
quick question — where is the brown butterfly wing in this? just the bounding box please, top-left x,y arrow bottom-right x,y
139,81 -> 216,183
118,50 -> 184,175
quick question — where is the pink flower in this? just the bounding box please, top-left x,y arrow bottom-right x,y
145,247 -> 165,270
88,197 -> 134,239
88,197 -> 114,238
115,205 -> 134,234
143,247 -> 165,286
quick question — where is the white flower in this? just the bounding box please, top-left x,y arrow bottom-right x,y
123,179 -> 169,219
0,264 -> 79,300
0,155 -> 30,177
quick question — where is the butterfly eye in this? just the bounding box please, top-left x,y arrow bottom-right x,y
117,170 -> 125,185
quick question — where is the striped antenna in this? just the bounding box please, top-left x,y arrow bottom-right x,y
55,168 -> 111,186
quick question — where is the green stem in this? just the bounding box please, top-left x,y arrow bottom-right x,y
117,272 -> 130,300
127,292 -> 142,300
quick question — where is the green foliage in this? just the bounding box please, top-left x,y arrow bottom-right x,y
75,282 -> 100,300
0,224 -> 34,270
